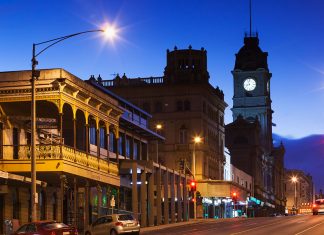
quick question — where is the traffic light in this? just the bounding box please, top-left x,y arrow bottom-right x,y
190,180 -> 197,192
232,192 -> 238,202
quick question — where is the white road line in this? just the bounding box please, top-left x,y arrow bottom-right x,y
294,221 -> 324,235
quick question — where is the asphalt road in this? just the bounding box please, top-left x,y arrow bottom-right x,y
141,215 -> 324,235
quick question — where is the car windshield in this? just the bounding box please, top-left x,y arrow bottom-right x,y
118,214 -> 134,221
315,199 -> 324,205
41,222 -> 69,230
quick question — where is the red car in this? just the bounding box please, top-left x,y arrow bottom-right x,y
13,221 -> 78,235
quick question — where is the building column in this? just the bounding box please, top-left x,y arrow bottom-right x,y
177,175 -> 182,222
60,174 -> 66,223
85,180 -> 90,229
73,178 -> 77,227
183,176 -> 188,221
85,124 -> 89,154
140,168 -> 147,227
132,163 -> 138,220
156,165 -> 162,225
97,128 -> 100,158
59,113 -> 63,158
73,118 -> 77,151
148,170 -> 154,226
163,170 -> 169,224
116,137 -> 119,163
170,170 -> 175,223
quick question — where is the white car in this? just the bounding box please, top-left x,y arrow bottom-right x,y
85,214 -> 140,235
313,199 -> 324,215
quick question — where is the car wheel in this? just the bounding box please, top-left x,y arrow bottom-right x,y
110,229 -> 118,235
85,231 -> 91,235
133,232 -> 140,235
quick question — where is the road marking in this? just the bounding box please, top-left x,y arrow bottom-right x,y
294,221 -> 324,235
229,221 -> 281,235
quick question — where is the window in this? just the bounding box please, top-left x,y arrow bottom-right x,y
118,134 -> 124,156
109,131 -> 115,152
100,127 -> 106,149
176,101 -> 183,111
13,128 -> 19,159
126,137 -> 131,158
179,126 -> 187,144
184,100 -> 191,111
90,126 -> 97,145
133,142 -> 138,160
154,101 -> 163,113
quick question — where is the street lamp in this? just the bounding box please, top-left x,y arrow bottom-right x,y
30,26 -> 117,221
291,176 -> 298,214
192,135 -> 201,219
155,124 -> 162,163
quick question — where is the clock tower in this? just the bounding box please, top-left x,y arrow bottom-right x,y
231,35 -> 272,154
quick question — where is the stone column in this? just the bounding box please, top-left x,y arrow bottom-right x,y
140,168 -> 147,227
156,165 -> 162,225
163,170 -> 169,224
148,170 -> 154,226
183,176 -> 188,221
170,171 -> 175,223
177,175 -> 182,222
132,163 -> 138,220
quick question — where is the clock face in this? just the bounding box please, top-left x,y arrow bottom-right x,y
243,78 -> 256,91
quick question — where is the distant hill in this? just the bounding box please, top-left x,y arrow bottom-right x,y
273,134 -> 324,192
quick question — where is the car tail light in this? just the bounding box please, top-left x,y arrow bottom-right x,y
50,231 -> 56,235
115,222 -> 124,226
313,204 -> 317,208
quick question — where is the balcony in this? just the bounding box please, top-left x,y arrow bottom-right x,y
1,144 -> 119,185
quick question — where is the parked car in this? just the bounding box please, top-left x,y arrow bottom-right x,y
13,221 -> 78,235
85,214 -> 140,235
313,199 -> 324,215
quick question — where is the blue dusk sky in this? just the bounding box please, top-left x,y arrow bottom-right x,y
0,0 -> 323,139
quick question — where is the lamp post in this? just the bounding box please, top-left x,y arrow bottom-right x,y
155,124 -> 162,163
291,176 -> 298,214
192,135 -> 201,219
30,27 -> 116,221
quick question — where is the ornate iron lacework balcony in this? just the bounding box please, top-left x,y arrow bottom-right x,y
2,144 -> 118,176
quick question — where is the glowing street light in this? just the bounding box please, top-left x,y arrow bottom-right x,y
291,176 -> 298,213
155,124 -> 162,163
30,26 -> 115,222
192,135 -> 201,219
